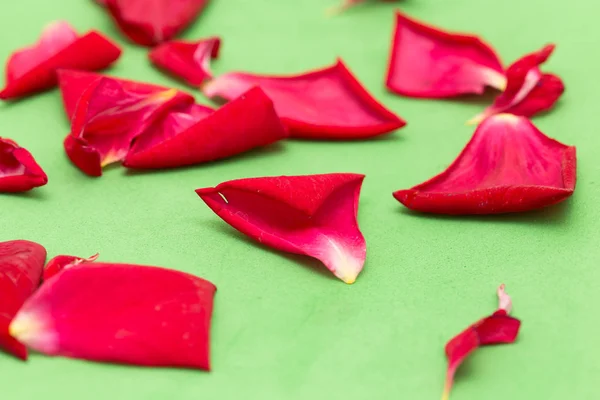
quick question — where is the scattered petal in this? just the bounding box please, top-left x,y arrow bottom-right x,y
0,240 -> 46,360
0,138 -> 48,192
149,37 -> 221,87
393,114 -> 576,214
43,253 -> 99,282
0,21 -> 121,100
204,59 -> 405,139
327,0 -> 399,15
10,263 -> 216,369
197,174 -> 366,283
386,12 -> 505,98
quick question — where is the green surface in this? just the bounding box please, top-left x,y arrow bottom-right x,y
0,0 -> 597,399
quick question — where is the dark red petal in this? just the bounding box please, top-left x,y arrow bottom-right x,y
10,263 -> 216,369
149,37 -> 221,87
0,138 -> 48,192
43,253 -> 99,282
204,59 -> 405,139
0,21 -> 121,100
104,0 -> 210,46
386,12 -> 505,98
125,87 -> 288,169
196,173 -> 366,283
393,114 -> 576,214
0,240 -> 46,360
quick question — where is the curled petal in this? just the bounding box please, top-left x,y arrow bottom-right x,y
0,138 -> 47,192
43,253 -> 99,282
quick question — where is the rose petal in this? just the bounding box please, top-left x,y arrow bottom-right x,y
0,138 -> 47,192
43,253 -> 99,282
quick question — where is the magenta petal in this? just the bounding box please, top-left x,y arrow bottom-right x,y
11,263 -> 216,370
197,173 -> 366,283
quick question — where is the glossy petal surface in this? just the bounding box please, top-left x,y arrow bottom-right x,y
0,138 -> 47,192
43,253 -> 99,282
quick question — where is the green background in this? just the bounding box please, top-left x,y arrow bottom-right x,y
0,0 -> 597,399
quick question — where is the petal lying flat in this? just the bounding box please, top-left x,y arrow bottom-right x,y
0,240 -> 46,360
197,174 -> 366,283
43,253 -> 99,282
149,37 -> 221,87
386,12 -> 505,98
0,21 -> 121,100
125,87 -> 288,169
0,138 -> 48,192
204,59 -> 405,139
394,114 -> 576,214
327,0 -> 399,15
10,263 -> 216,369
104,0 -> 210,46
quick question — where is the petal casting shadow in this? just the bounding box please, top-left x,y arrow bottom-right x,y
0,138 -> 48,192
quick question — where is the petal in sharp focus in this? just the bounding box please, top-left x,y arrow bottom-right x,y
0,138 -> 48,192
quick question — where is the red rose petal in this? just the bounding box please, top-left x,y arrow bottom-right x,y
0,21 -> 121,100
393,114 -> 576,214
43,253 -> 99,282
10,263 -> 216,369
0,138 -> 47,192
203,59 -> 405,139
442,285 -> 521,400
125,87 -> 288,169
468,45 -> 565,124
197,173 -> 366,284
0,240 -> 46,360
149,37 -> 221,87
327,0 -> 399,15
385,12 -> 506,98
104,0 -> 210,46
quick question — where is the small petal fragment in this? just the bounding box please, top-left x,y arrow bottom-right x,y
197,174 -> 366,283
0,240 -> 46,360
204,59 -> 405,139
0,138 -> 48,192
43,253 -> 99,282
11,263 -> 216,369
125,87 -> 288,169
386,12 -> 505,98
0,21 -> 121,100
149,37 -> 221,87
393,114 -> 576,214
327,0 -> 399,15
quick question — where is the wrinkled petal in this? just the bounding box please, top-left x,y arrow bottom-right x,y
386,12 -> 505,98
204,59 -> 405,139
0,240 -> 46,360
197,173 -> 366,284
149,37 -> 221,87
393,114 -> 576,214
104,0 -> 210,46
0,138 -> 48,192
125,87 -> 288,169
10,263 -> 216,369
43,253 -> 99,282
0,21 -> 121,100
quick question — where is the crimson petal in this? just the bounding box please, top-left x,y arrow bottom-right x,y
386,12 -> 505,98
149,37 -> 221,87
0,138 -> 47,192
43,253 -> 99,282
197,173 -> 366,283
327,0 -> 399,14
0,21 -> 120,100
0,240 -> 46,360
204,59 -> 405,139
393,114 -> 576,214
10,263 -> 216,369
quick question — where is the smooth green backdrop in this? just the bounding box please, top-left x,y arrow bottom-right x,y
0,0 -> 597,399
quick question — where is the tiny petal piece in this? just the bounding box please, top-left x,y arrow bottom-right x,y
197,173 -> 366,283
0,21 -> 121,100
204,59 -> 405,139
10,263 -> 216,369
0,138 -> 48,192
149,37 -> 221,87
43,253 -> 99,282
0,240 -> 46,360
125,87 -> 288,169
393,114 -> 576,214
104,0 -> 210,46
327,0 -> 399,15
442,285 -> 521,400
386,12 -> 506,98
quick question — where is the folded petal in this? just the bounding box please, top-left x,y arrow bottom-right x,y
0,138 -> 48,192
149,37 -> 221,87
393,114 -> 576,214
386,12 -> 505,98
0,240 -> 46,360
204,59 -> 405,139
197,173 -> 366,283
125,87 -> 287,169
0,21 -> 121,100
43,253 -> 99,282
10,263 -> 216,369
